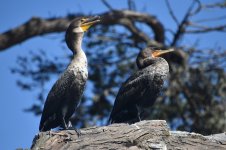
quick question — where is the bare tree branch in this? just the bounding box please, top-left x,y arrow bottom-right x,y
101,0 -> 114,11
101,10 -> 165,44
189,0 -> 202,16
165,0 -> 179,25
0,10 -> 165,51
194,15 -> 226,23
171,0 -> 199,46
0,17 -> 73,51
202,2 -> 226,9
186,24 -> 226,33
127,0 -> 136,11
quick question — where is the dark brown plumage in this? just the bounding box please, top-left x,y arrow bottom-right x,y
109,47 -> 174,124
39,16 -> 100,131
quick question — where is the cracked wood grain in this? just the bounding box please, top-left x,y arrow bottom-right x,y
31,120 -> 226,150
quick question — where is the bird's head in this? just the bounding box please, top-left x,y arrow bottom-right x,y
67,16 -> 101,33
136,47 -> 174,69
65,16 -> 100,52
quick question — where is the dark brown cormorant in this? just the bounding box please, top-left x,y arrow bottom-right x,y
39,16 -> 100,131
109,47 -> 174,124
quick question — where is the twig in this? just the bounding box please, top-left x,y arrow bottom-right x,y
127,0 -> 136,11
194,15 -> 226,23
165,0 -> 179,25
186,24 -> 226,33
171,0 -> 198,46
202,2 -> 226,9
189,0 -> 202,16
101,0 -> 114,11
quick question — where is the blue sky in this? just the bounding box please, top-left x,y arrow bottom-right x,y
0,0 -> 225,149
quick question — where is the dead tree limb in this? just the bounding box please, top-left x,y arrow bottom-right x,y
0,10 -> 164,51
31,120 -> 226,150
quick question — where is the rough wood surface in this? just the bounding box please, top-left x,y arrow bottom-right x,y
31,120 -> 226,150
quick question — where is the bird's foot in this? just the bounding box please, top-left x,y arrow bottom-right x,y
67,127 -> 81,137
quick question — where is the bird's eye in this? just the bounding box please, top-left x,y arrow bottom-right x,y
81,18 -> 86,22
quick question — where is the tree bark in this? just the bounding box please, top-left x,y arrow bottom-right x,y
31,120 -> 226,150
0,10 -> 164,51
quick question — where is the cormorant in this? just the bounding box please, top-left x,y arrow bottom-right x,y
109,47 -> 174,124
39,16 -> 100,131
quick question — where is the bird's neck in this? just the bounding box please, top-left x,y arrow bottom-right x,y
67,49 -> 88,71
69,34 -> 88,69
138,57 -> 169,73
153,58 -> 169,75
71,33 -> 83,54
72,50 -> 87,66
137,57 -> 155,69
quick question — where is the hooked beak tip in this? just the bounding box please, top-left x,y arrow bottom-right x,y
152,48 -> 174,57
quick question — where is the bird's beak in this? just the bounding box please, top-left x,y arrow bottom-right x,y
81,16 -> 100,32
152,48 -> 174,57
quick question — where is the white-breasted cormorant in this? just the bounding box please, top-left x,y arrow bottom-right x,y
109,47 -> 174,124
39,16 -> 100,131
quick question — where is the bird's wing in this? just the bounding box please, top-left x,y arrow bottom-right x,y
109,67 -> 155,121
39,70 -> 75,130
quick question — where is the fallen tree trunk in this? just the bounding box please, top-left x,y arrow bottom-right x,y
31,120 -> 226,150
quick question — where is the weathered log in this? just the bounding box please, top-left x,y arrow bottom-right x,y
31,120 -> 226,150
